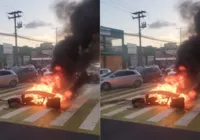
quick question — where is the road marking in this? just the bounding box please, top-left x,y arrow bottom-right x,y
50,98 -> 88,126
0,107 -> 30,119
0,83 -> 31,94
103,106 -> 129,117
147,108 -> 175,122
124,107 -> 155,119
79,102 -> 100,131
23,108 -> 52,122
175,104 -> 200,126
101,102 -> 122,111
0,88 -> 27,98
101,84 -> 154,100
102,88 -> 152,103
3,95 -> 20,100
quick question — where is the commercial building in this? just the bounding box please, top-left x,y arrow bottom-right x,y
0,43 -> 32,68
100,26 -> 128,71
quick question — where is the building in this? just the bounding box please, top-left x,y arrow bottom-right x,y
100,26 -> 128,71
0,43 -> 32,68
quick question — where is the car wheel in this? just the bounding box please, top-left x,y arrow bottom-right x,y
101,82 -> 111,91
9,80 -> 17,88
134,80 -> 142,88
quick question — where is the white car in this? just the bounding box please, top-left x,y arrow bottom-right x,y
100,68 -> 111,77
101,69 -> 143,90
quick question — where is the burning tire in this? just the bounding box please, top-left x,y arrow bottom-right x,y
101,82 -> 111,91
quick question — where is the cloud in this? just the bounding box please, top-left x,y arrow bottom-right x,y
25,20 -> 52,29
149,20 -> 176,29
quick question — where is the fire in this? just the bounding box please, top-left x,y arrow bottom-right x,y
24,66 -> 72,107
149,66 -> 196,107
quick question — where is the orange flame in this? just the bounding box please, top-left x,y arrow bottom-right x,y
149,66 -> 196,107
24,66 -> 72,107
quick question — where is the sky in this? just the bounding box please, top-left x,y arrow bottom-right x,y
100,0 -> 188,47
0,0 -> 69,47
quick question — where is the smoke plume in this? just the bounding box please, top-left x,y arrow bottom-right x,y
149,20 -> 176,29
178,0 -> 200,34
176,0 -> 200,89
52,0 -> 100,95
25,20 -> 52,29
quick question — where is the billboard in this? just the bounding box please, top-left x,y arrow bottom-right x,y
3,43 -> 13,54
127,43 -> 137,54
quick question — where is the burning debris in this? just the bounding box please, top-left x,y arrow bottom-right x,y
132,68 -> 197,109
8,66 -> 72,109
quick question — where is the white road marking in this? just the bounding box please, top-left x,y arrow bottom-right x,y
79,102 -> 100,130
23,108 -> 52,122
124,107 -> 155,119
147,108 -> 175,122
50,98 -> 88,126
175,104 -> 200,126
103,106 -> 129,116
0,107 -> 30,119
102,88 -> 152,103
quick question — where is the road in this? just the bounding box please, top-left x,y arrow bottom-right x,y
0,83 -> 100,140
101,83 -> 200,140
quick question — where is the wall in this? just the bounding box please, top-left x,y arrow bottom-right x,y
106,56 -> 122,71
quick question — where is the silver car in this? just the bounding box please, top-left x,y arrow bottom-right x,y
0,70 -> 19,87
101,69 -> 143,90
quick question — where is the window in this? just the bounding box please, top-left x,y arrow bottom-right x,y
0,71 -> 12,76
114,71 -> 129,77
125,71 -> 136,75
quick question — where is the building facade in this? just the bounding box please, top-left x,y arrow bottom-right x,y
100,26 -> 128,71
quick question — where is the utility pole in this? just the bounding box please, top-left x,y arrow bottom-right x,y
132,11 -> 147,66
8,10 -> 23,65
53,27 -> 60,44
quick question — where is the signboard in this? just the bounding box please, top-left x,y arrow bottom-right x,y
3,43 -> 13,54
127,43 -> 137,54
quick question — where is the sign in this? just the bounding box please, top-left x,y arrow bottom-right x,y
127,43 -> 137,54
3,43 -> 13,54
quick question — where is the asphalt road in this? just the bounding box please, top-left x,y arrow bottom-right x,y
0,121 -> 99,140
101,118 -> 200,140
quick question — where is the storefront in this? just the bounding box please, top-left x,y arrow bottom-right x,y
100,26 -> 127,71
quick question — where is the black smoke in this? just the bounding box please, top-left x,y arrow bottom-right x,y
178,0 -> 200,34
51,0 -> 100,96
176,0 -> 200,88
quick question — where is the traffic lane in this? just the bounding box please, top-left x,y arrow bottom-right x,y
101,118 -> 200,140
0,122 -> 99,140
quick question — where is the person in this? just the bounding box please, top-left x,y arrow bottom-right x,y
51,0 -> 99,98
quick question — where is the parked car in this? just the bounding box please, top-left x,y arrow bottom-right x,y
100,68 -> 111,76
0,70 -> 19,87
134,66 -> 162,83
13,66 -> 39,82
101,69 -> 143,90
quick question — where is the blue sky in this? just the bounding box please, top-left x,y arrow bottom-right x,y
101,0 -> 187,47
0,0 -> 65,47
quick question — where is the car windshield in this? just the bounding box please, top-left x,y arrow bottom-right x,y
101,71 -> 113,77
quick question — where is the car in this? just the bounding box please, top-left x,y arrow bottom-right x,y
100,68 -> 111,76
0,70 -> 19,87
101,69 -> 143,91
138,66 -> 162,83
41,64 -> 51,75
13,66 -> 39,83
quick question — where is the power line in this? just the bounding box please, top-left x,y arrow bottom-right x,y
101,0 -> 131,13
0,32 -> 53,43
124,33 -> 177,43
109,0 -> 133,12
